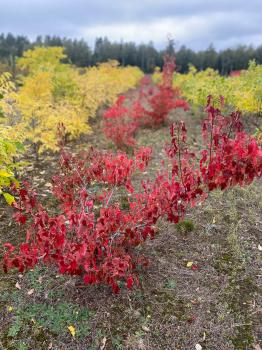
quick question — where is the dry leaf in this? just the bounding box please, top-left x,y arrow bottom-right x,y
15,282 -> 21,290
68,325 -> 76,338
195,344 -> 202,350
186,261 -> 193,268
142,325 -> 150,332
100,337 -> 107,350
27,289 -> 34,295
253,344 -> 262,350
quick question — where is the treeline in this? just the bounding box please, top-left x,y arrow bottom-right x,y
1,33 -> 262,74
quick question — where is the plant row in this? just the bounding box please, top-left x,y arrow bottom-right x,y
3,95 -> 262,293
153,61 -> 262,114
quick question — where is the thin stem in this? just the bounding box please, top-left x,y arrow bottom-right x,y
177,127 -> 186,192
105,187 -> 115,207
208,112 -> 214,166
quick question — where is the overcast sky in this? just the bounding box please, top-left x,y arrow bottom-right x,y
1,0 -> 262,50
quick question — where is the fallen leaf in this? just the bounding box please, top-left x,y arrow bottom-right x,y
258,244 -> 262,251
100,336 -> 107,350
138,338 -> 145,350
142,325 -> 150,332
186,261 -> 193,268
195,344 -> 202,350
27,289 -> 34,295
253,344 -> 262,350
68,325 -> 76,338
15,282 -> 21,290
7,306 -> 13,312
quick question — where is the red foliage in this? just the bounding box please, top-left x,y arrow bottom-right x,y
103,95 -> 138,149
3,147 -> 153,292
229,70 -> 242,77
3,97 -> 262,293
138,85 -> 189,127
200,96 -> 262,190
162,54 -> 176,89
136,55 -> 189,127
103,55 -> 189,148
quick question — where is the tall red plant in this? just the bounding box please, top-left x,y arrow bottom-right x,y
103,55 -> 189,148
136,54 -> 189,127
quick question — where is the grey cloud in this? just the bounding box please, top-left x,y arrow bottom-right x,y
0,0 -> 261,49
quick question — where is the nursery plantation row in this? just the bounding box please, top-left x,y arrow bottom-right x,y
153,61 -> 262,113
0,47 -> 261,349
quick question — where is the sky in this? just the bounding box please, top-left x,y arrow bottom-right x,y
1,0 -> 262,50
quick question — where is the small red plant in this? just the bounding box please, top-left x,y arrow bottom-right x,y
135,54 -> 189,127
200,96 -> 262,190
103,54 -> 189,147
3,147 -> 153,293
103,95 -> 138,149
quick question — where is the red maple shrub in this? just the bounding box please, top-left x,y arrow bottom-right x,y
103,95 -> 138,149
103,54 -> 189,148
136,54 -> 189,127
3,147 -> 153,293
143,96 -> 262,225
200,96 -> 262,190
3,97 -> 262,293
138,84 -> 189,127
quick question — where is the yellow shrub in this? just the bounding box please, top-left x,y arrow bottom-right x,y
2,48 -> 144,156
173,62 -> 262,114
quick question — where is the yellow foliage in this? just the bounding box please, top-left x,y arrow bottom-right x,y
172,62 -> 262,113
75,60 -> 143,118
14,70 -> 90,153
2,47 -> 144,156
17,46 -> 66,73
0,74 -> 24,201
0,123 -> 23,197
229,61 -> 262,113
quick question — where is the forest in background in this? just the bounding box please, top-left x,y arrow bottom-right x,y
1,33 -> 262,74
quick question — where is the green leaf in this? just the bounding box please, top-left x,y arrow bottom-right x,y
8,316 -> 22,337
3,192 -> 15,205
14,142 -> 25,152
